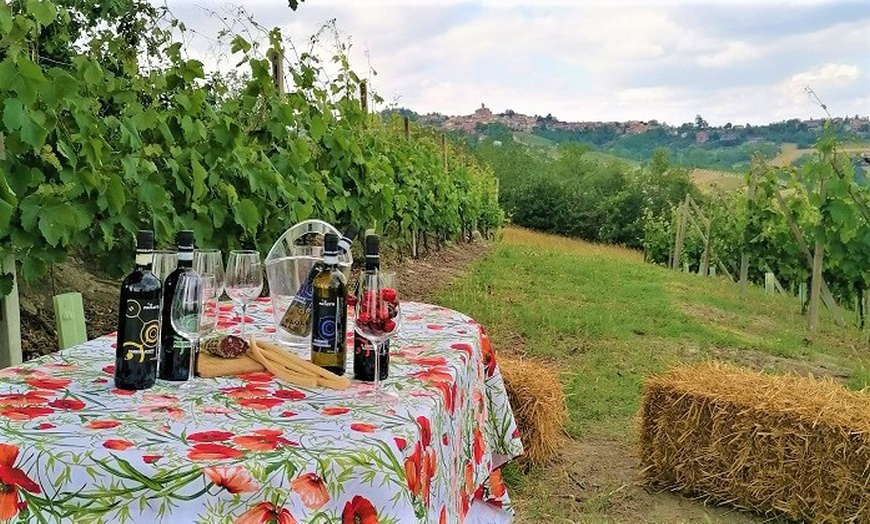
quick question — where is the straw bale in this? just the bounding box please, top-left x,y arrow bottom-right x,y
640,361 -> 870,522
499,356 -> 566,466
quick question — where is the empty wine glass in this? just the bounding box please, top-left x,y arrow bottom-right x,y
355,270 -> 401,402
152,250 -> 178,281
225,250 -> 263,337
199,275 -> 217,337
193,249 -> 225,299
170,272 -> 203,388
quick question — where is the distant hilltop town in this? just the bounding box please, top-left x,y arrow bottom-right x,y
406,103 -> 870,142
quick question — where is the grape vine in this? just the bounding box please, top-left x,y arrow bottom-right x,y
0,1 -> 503,295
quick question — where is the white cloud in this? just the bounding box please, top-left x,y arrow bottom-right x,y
163,0 -> 870,124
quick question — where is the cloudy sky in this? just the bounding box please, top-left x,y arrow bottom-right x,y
167,0 -> 869,126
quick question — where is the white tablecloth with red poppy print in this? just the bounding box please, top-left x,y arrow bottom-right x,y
0,299 -> 523,523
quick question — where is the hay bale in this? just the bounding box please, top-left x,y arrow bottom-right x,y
499,356 -> 566,466
640,361 -> 870,522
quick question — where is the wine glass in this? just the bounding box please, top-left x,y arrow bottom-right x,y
355,270 -> 401,402
193,249 -> 225,299
199,275 -> 217,337
152,250 -> 178,281
170,272 -> 203,388
225,250 -> 263,337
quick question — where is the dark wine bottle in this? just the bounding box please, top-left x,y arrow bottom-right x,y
354,235 -> 389,382
158,230 -> 195,381
114,230 -> 162,390
280,226 -> 358,337
310,233 -> 348,375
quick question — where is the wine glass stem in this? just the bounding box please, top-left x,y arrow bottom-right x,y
189,338 -> 198,381
373,341 -> 381,391
240,303 -> 247,337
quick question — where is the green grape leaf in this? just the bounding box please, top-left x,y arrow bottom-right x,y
0,273 -> 12,297
191,159 -> 207,200
26,0 -> 57,25
21,255 -> 46,282
235,198 -> 259,234
309,115 -> 325,142
19,114 -> 47,149
0,2 -> 12,35
0,198 -> 12,232
2,98 -> 25,131
38,203 -> 75,246
106,174 -> 125,212
83,63 -> 102,85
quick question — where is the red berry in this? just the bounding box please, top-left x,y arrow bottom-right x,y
384,319 -> 396,333
347,295 -> 357,307
381,288 -> 397,302
358,312 -> 371,324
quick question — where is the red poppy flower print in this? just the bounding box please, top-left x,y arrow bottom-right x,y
142,455 -> 162,464
350,423 -> 377,433
102,365 -> 115,374
426,324 -> 444,330
237,371 -> 274,383
237,397 -> 284,410
232,429 -> 294,452
442,433 -> 449,446
416,416 -> 432,447
0,444 -> 41,520
280,410 -> 298,418
433,382 -> 456,415
512,427 -> 520,439
87,420 -> 121,430
0,406 -> 54,420
110,388 -> 136,396
25,377 -> 70,390
461,493 -> 470,519
0,391 -> 51,406
142,393 -> 179,405
404,442 -> 423,496
439,506 -> 447,524
290,473 -> 329,510
464,462 -> 474,494
221,384 -> 271,398
322,406 -> 350,416
48,398 -> 85,411
394,437 -> 407,451
36,423 -> 55,430
233,501 -> 296,524
202,465 -> 258,494
411,356 -> 447,367
450,343 -> 473,360
410,367 -> 452,384
473,427 -> 485,464
489,469 -> 506,498
188,443 -> 244,461
188,430 -> 234,443
274,389 -> 306,401
138,405 -> 184,419
341,495 -> 378,524
103,439 -> 134,451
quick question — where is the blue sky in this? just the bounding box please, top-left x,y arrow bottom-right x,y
168,0 -> 870,125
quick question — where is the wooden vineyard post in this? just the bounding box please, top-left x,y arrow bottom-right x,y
270,49 -> 285,95
360,81 -> 368,114
773,189 -> 844,324
765,273 -> 775,296
0,255 -> 22,367
809,175 -> 827,332
739,172 -> 757,295
672,195 -> 689,271
403,116 -> 410,140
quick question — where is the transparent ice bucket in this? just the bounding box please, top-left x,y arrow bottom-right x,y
265,220 -> 352,349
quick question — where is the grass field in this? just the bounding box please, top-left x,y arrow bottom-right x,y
436,227 -> 869,522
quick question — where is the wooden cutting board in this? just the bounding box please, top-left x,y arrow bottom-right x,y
197,351 -> 265,378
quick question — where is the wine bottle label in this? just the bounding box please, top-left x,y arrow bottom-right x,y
121,299 -> 160,363
279,269 -> 318,336
173,335 -> 192,355
311,296 -> 346,353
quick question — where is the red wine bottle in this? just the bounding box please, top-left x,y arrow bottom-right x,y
353,235 -> 389,382
114,230 -> 162,390
158,230 -> 195,381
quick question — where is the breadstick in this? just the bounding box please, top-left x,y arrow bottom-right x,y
259,349 -> 318,378
257,339 -> 351,389
316,377 -> 350,391
248,338 -> 318,388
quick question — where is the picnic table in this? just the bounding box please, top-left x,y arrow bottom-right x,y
0,298 -> 523,523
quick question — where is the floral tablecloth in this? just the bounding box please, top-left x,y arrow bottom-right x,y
0,298 -> 523,523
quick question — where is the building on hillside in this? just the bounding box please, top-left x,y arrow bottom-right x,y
695,130 -> 709,144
